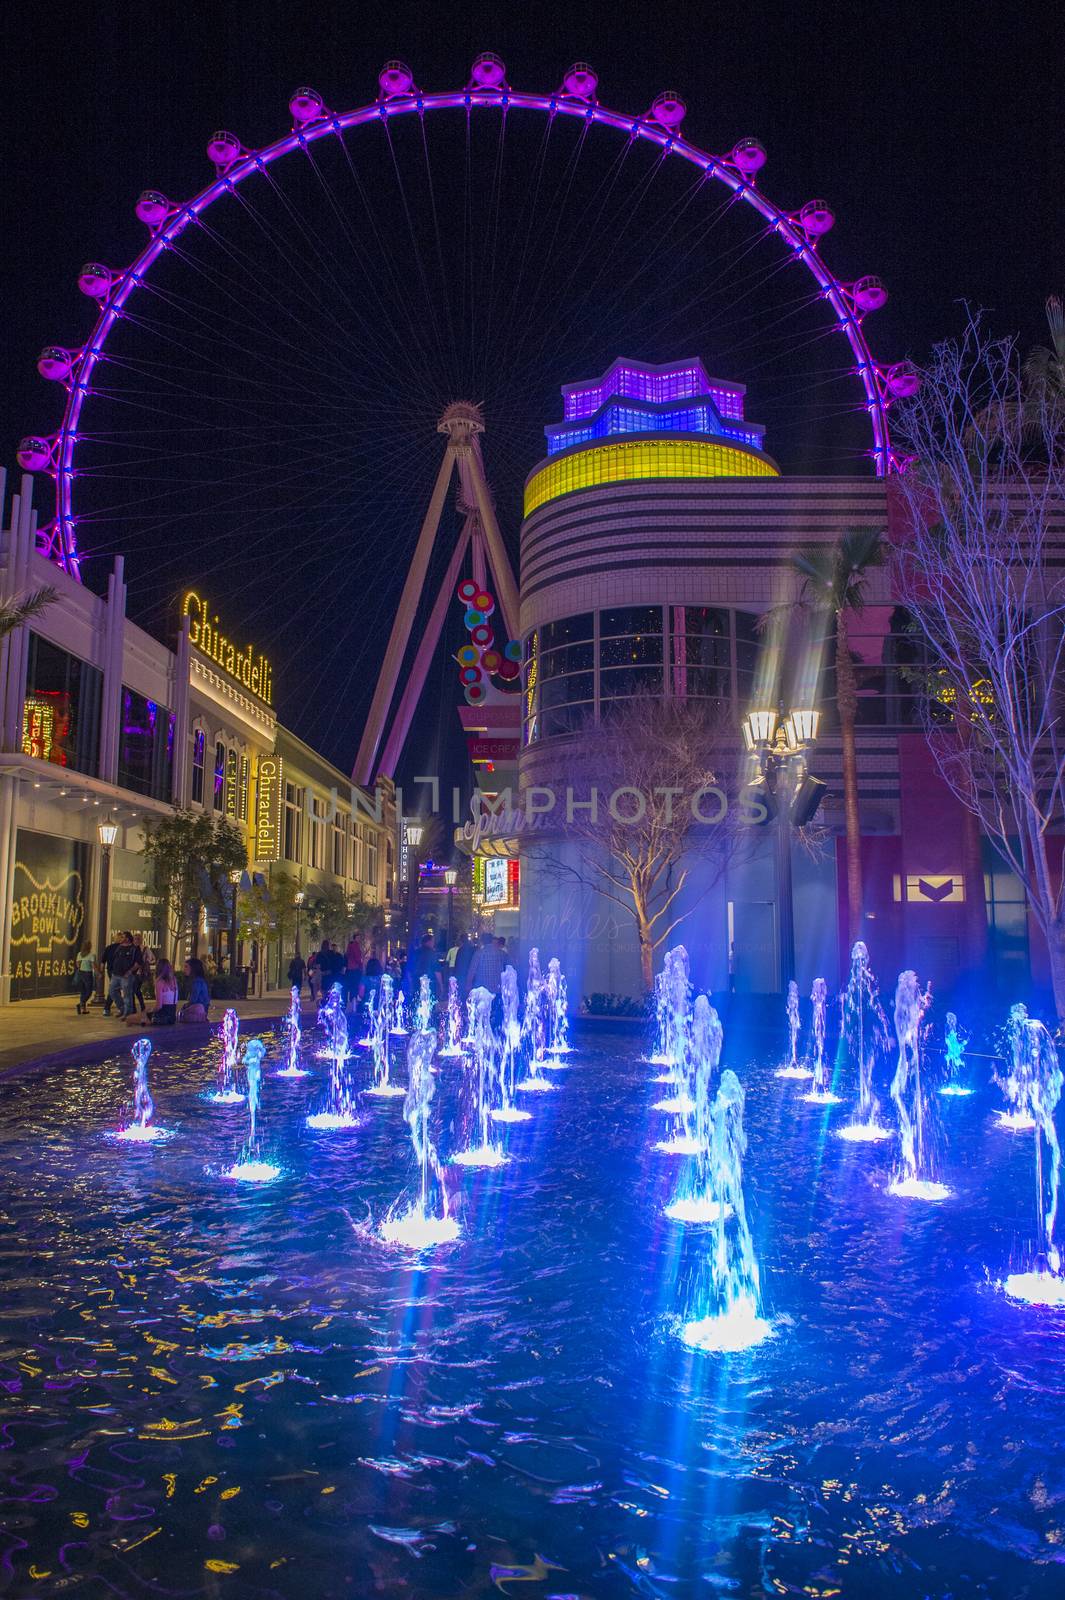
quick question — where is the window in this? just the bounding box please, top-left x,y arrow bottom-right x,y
540,614 -> 594,651
191,728 -> 205,804
117,688 -> 175,801
600,606 -> 663,639
524,436 -> 777,516
308,795 -> 329,870
367,830 -> 379,893
238,755 -> 249,821
332,812 -> 348,877
22,633 -> 102,777
283,782 -> 303,863
225,747 -> 238,816
672,606 -> 730,699
352,823 -> 363,884
213,741 -> 225,812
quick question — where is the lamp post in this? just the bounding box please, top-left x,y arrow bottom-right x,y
403,821 -> 424,943
228,869 -> 242,977
294,888 -> 305,957
742,706 -> 821,990
444,866 -> 457,948
95,817 -> 118,1003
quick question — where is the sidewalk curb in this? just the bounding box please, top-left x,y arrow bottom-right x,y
0,1011 -> 311,1082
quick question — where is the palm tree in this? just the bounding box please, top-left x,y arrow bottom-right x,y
1023,294 -> 1065,407
0,586 -> 57,639
789,528 -> 885,948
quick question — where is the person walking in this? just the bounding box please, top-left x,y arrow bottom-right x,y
307,945 -> 322,1003
129,934 -> 148,1014
101,935 -> 120,1014
465,930 -> 505,997
74,943 -> 96,1014
108,932 -> 138,1018
407,933 -> 442,1002
453,933 -> 476,995
287,950 -> 306,995
344,931 -> 364,1012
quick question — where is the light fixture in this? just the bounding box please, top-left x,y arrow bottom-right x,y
444,868 -> 458,887
788,707 -> 820,746
294,889 -> 306,907
743,708 -> 778,752
229,868 -> 242,885
405,822 -> 424,850
97,819 -> 118,848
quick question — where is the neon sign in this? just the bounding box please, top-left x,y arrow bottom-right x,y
255,756 -> 283,863
182,591 -> 273,705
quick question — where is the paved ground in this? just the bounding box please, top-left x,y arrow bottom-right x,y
0,990 -> 308,1076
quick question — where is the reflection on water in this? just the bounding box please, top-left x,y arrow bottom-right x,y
0,1028 -> 1063,1597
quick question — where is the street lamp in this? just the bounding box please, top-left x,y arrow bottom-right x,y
294,888 -> 306,957
444,866 -> 457,948
742,705 -> 822,989
403,821 -> 425,943
95,817 -> 119,1004
228,869 -> 242,976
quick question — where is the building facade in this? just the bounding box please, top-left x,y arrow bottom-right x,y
0,468 -> 397,1003
516,358 -> 1056,1003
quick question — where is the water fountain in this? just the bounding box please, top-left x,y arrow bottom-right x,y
838,941 -> 890,1139
452,987 -> 507,1166
207,1007 -> 245,1104
775,980 -> 811,1079
648,966 -> 670,1065
438,975 -> 464,1060
226,1039 -> 280,1182
393,988 -> 408,1035
112,1037 -> 170,1142
653,946 -> 700,1153
888,970 -> 948,1201
544,956 -> 572,1061
679,1069 -> 771,1352
995,1003 -> 1040,1130
1001,1013 -> 1065,1305
277,985 -> 310,1078
492,965 -> 532,1124
380,1029 -> 460,1248
306,986 -> 359,1130
413,974 -> 435,1033
357,985 -> 376,1048
366,973 -> 404,1098
517,948 -> 553,1093
803,977 -> 840,1104
939,1011 -> 972,1097
665,997 -> 728,1222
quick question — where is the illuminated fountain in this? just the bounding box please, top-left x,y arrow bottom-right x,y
413,973 -> 435,1033
380,1028 -> 460,1248
679,1069 -> 771,1353
393,989 -> 408,1036
648,966 -> 670,1065
357,986 -> 376,1048
492,965 -> 531,1124
225,1039 -> 280,1182
775,980 -> 810,1079
888,970 -> 948,1201
803,977 -> 840,1105
1001,1015 -> 1065,1305
939,1011 -> 972,1097
366,973 -> 404,1098
666,997 -> 728,1221
838,940 -> 890,1140
112,1037 -> 170,1142
438,976 -> 464,1059
207,1007 -> 245,1104
277,985 -> 309,1078
994,1003 -> 1040,1131
653,947 -> 699,1152
544,956 -> 572,1061
306,987 -> 359,1130
517,948 -> 553,1093
452,987 -> 506,1167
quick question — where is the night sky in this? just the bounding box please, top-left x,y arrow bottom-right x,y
2,0 -> 1059,793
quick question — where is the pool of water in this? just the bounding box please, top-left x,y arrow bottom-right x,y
0,1023 -> 1063,1598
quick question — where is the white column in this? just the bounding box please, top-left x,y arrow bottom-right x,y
0,770 -> 19,1005
171,616 -> 192,806
98,556 -> 127,784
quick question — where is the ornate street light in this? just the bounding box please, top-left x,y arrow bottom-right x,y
444,866 -> 458,948
742,704 -> 823,990
228,868 -> 242,977
95,817 -> 119,1003
294,887 -> 306,957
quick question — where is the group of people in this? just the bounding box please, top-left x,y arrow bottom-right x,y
74,932 -> 210,1027
288,928 -> 513,1017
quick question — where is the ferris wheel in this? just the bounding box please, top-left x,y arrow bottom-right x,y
18,54 -> 917,750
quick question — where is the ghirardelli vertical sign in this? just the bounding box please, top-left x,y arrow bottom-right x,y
10,830 -> 87,1000
255,756 -> 282,863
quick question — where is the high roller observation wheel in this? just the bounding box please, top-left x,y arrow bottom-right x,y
20,53 -> 919,580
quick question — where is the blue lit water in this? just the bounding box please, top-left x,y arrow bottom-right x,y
0,1026 -> 1062,1598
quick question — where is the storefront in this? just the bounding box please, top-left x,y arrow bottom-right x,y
9,828 -> 90,1000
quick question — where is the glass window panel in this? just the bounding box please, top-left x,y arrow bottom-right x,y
735,610 -> 760,678
117,687 -> 175,801
542,704 -> 591,737
600,665 -> 663,699
541,641 -> 594,679
191,728 -> 205,804
600,606 -> 662,638
21,632 -> 102,777
600,633 -> 662,668
213,742 -> 225,811
680,666 -> 730,699
540,614 -> 594,650
541,672 -> 594,711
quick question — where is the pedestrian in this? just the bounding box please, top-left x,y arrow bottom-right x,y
74,943 -> 96,1014
465,930 -> 505,997
362,945 -> 383,1010
149,960 -> 178,1025
108,932 -> 138,1018
101,934 -> 120,1015
344,930 -> 364,1012
407,933 -> 442,1001
453,933 -> 476,994
307,945 -> 322,1003
287,950 -> 306,995
179,957 -> 210,1023
129,934 -> 148,1014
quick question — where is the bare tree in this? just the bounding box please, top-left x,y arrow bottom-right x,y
891,312 -> 1065,1014
528,694 -> 749,991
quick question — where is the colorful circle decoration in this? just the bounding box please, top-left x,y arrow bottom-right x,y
459,665 -> 483,686
481,649 -> 502,673
497,659 -> 520,681
473,591 -> 495,615
464,607 -> 485,629
504,640 -> 522,662
457,644 -> 479,666
471,623 -> 494,648
457,579 -> 479,603
464,682 -> 486,705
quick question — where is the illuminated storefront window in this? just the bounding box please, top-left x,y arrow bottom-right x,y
20,633 -> 102,776
117,687 -> 175,801
213,741 -> 225,812
191,728 -> 206,804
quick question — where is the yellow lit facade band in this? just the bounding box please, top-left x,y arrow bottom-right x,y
524,437 -> 779,516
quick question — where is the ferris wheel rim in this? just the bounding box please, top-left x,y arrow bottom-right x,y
28,74 -> 908,579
